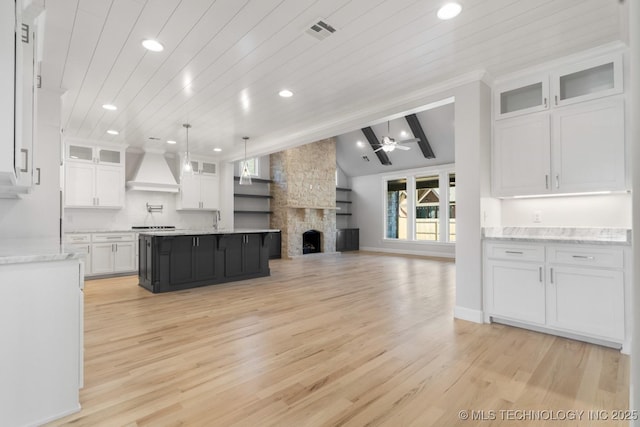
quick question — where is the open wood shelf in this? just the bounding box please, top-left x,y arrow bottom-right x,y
234,176 -> 273,183
336,200 -> 352,204
234,194 -> 273,199
336,187 -> 352,192
336,213 -> 352,216
234,210 -> 273,214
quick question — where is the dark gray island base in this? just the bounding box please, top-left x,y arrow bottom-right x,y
138,230 -> 278,293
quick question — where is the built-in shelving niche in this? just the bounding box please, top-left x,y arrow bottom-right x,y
233,176 -> 273,229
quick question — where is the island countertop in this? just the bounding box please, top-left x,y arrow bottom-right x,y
137,228 -> 280,236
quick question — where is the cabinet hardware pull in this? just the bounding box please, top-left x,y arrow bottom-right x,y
115,243 -> 118,251
555,95 -> 558,105
539,266 -> 542,282
106,237 -> 122,240
87,245 -> 90,253
21,23 -> 29,43
555,174 -> 559,189
572,255 -> 595,260
550,268 -> 554,284
543,97 -> 547,108
545,174 -> 549,189
20,149 -> 29,173
505,250 -> 523,255
35,167 -> 41,185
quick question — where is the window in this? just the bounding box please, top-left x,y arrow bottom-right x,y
384,166 -> 455,243
240,157 -> 259,176
386,178 -> 407,239
415,175 -> 440,241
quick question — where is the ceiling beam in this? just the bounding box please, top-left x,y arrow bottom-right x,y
361,127 -> 392,166
405,114 -> 436,159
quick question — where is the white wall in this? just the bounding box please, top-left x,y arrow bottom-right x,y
500,193 -> 631,227
0,89 -> 62,238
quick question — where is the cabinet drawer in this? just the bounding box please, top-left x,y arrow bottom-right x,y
547,246 -> 623,269
484,242 -> 544,262
65,233 -> 91,244
92,233 -> 135,243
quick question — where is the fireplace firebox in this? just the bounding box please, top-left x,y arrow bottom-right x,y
302,230 -> 321,254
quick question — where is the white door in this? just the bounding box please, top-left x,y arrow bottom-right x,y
113,241 -> 136,272
485,260 -> 545,325
95,164 -> 123,207
65,162 -> 95,207
91,243 -> 114,274
200,175 -> 219,210
547,266 -> 624,341
179,173 -> 201,209
551,98 -> 625,193
492,112 -> 551,197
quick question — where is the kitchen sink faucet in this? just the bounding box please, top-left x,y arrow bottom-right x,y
213,210 -> 221,231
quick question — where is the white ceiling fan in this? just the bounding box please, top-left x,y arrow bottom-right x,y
373,121 -> 420,153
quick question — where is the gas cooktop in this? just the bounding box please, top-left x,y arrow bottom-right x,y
131,226 -> 176,230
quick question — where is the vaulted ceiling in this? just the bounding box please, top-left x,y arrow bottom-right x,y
41,0 -> 627,163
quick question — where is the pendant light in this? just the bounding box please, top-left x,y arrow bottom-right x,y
182,123 -> 193,174
239,136 -> 252,186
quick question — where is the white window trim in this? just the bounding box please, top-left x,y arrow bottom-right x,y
382,163 -> 455,243
240,157 -> 260,177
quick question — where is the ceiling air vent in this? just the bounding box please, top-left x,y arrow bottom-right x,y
305,18 -> 337,41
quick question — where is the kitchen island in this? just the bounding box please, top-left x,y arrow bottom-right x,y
138,229 -> 279,293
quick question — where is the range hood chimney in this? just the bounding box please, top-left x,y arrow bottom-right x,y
127,150 -> 179,193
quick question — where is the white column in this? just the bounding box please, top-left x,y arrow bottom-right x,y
453,80 -> 492,322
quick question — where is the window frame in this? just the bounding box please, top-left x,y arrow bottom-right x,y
240,157 -> 259,177
382,163 -> 455,244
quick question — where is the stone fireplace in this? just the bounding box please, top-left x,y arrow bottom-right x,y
270,138 -> 337,258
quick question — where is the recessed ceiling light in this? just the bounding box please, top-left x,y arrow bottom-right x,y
437,2 -> 462,20
102,104 -> 117,111
356,140 -> 365,148
279,89 -> 293,98
107,129 -> 119,135
213,148 -> 222,152
400,130 -> 408,137
166,140 -> 177,145
142,39 -> 164,52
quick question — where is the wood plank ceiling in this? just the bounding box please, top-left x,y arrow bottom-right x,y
41,0 -> 625,161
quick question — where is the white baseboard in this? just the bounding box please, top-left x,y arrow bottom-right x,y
454,306 -> 484,323
359,246 -> 455,259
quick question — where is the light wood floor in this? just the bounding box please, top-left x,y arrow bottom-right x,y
48,252 -> 629,427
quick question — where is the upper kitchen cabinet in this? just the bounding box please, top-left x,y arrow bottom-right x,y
494,53 -> 622,120
551,53 -> 623,108
64,142 -> 125,208
494,74 -> 549,120
492,49 -> 626,197
176,155 -> 219,211
0,0 -> 43,197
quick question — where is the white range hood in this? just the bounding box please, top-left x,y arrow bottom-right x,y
127,151 -> 179,193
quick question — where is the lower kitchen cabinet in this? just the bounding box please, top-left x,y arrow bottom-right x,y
220,233 -> 266,277
483,241 -> 629,351
66,232 -> 136,277
139,231 -> 270,293
268,231 -> 281,259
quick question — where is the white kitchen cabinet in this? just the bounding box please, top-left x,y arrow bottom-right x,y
177,155 -> 219,211
551,53 -> 623,108
90,233 -> 136,275
492,96 -> 625,197
494,74 -> 549,120
64,143 -> 125,208
483,241 -> 629,350
551,97 -> 625,193
492,112 -> 550,196
65,233 -> 92,275
494,52 -> 622,120
485,259 -> 545,325
0,0 -> 42,196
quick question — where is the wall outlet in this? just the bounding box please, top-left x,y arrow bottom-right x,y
533,210 -> 542,223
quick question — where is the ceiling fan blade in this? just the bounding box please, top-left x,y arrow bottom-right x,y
398,138 -> 420,144
395,145 -> 411,150
373,147 -> 384,153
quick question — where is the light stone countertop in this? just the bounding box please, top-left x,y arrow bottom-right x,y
65,229 -> 134,234
482,227 -> 631,245
137,228 -> 280,236
0,238 -> 84,265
